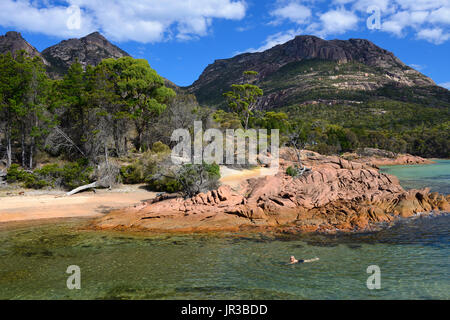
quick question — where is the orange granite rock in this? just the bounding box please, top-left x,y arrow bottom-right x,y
91,152 -> 448,234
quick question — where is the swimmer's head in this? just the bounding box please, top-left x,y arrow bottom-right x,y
290,256 -> 295,262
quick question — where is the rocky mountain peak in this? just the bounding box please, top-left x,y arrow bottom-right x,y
85,31 -> 102,38
0,31 -> 48,65
188,34 -> 436,108
4,31 -> 22,39
42,31 -> 130,78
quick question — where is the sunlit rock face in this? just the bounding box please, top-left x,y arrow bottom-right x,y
41,31 -> 130,78
91,150 -> 450,234
188,35 -> 437,109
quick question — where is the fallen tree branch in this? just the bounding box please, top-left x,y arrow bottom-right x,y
65,181 -> 98,196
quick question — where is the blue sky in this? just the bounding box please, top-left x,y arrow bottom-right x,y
0,0 -> 449,88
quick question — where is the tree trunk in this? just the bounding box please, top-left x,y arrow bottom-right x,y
113,120 -> 121,156
244,113 -> 250,131
104,142 -> 109,167
29,110 -> 38,169
6,134 -> 12,168
29,139 -> 34,169
138,131 -> 143,152
66,181 -> 98,196
21,130 -> 26,168
294,147 -> 303,168
134,119 -> 143,152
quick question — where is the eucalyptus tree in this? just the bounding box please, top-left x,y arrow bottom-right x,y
223,71 -> 263,130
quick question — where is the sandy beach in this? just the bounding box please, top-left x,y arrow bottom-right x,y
0,167 -> 265,224
0,185 -> 157,224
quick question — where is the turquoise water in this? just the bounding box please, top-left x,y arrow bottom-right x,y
0,161 -> 449,300
380,159 -> 450,194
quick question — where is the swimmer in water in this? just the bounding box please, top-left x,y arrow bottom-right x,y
288,256 -> 320,264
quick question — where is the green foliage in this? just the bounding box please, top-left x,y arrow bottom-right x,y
0,51 -> 53,167
119,142 -> 172,185
212,110 -> 242,129
253,111 -> 289,132
60,160 -> 93,190
98,57 -> 176,151
286,166 -> 299,177
120,164 -> 144,184
146,177 -> 182,193
151,141 -> 171,154
6,164 -> 34,184
285,101 -> 450,157
223,71 -> 263,129
175,162 -> 221,198
6,161 -> 93,190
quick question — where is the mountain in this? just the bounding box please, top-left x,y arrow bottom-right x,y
0,31 -> 49,65
42,32 -> 130,78
187,35 -> 447,109
1,30 -> 180,90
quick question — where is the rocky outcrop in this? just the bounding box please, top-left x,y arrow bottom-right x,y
0,31 -> 49,65
42,32 -> 130,78
342,148 -> 433,167
91,152 -> 449,234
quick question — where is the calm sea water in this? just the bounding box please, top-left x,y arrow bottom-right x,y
380,159 -> 450,195
0,161 -> 449,300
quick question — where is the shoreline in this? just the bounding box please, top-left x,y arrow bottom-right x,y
87,210 -> 449,236
0,154 -> 444,229
90,151 -> 450,235
0,185 -> 157,224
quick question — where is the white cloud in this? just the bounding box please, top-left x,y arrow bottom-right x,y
243,29 -> 299,53
429,6 -> 450,24
394,0 -> 449,11
242,0 -> 450,56
241,7 -> 359,54
409,63 -> 425,70
350,0 -> 450,43
317,8 -> 359,36
241,3 -> 360,54
417,27 -> 450,44
0,0 -> 95,38
351,0 -> 393,13
381,10 -> 430,36
438,82 -> 450,89
271,2 -> 312,24
0,0 -> 247,43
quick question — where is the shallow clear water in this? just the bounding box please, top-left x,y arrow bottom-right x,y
0,161 -> 449,300
380,159 -> 450,195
